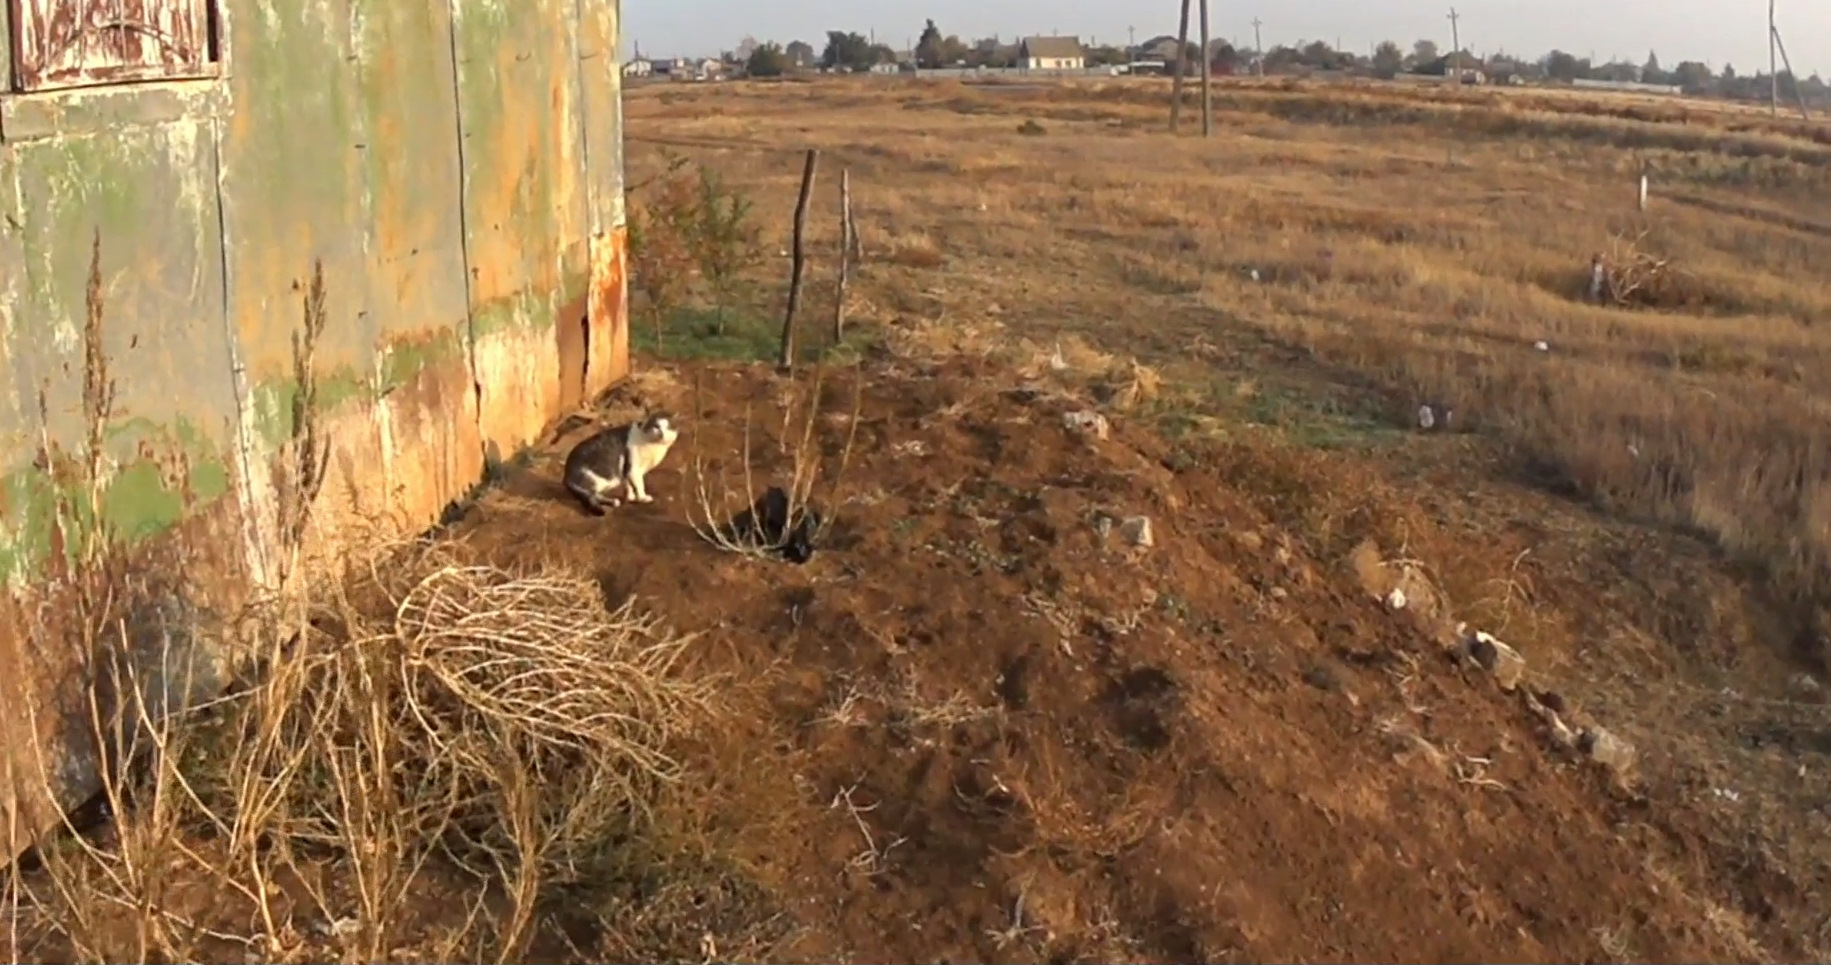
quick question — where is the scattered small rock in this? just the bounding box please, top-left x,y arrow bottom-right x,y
1302,664 -> 1343,693
1523,690 -> 1579,748
1384,586 -> 1408,611
1578,725 -> 1636,779
1063,409 -> 1110,440
1787,672 -> 1823,701
1461,624 -> 1527,692
1119,516 -> 1154,548
1533,340 -> 1550,352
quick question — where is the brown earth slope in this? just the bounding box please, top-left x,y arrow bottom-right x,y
437,342 -> 1802,964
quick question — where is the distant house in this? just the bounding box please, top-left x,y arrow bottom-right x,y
622,57 -> 653,78
1018,35 -> 1085,71
1134,35 -> 1182,62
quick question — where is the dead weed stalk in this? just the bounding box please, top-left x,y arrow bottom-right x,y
1590,228 -> 1702,309
685,361 -> 864,558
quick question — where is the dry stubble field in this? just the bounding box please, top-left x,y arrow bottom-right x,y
11,76 -> 1831,964
609,76 -> 1831,960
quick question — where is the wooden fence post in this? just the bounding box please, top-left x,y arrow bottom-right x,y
778,148 -> 819,372
833,167 -> 853,343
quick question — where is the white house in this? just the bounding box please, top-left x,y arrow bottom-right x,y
1018,36 -> 1086,71
622,57 -> 653,77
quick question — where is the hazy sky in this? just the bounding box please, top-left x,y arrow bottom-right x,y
623,0 -> 1827,77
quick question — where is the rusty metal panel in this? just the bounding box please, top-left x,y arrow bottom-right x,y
451,0 -> 588,454
585,223 -> 626,393
0,0 -> 629,858
9,120 -> 236,475
215,0 -> 386,567
576,0 -> 624,232
7,0 -> 219,93
354,0 -> 483,528
0,144 -> 32,581
576,0 -> 626,394
217,0 -> 375,426
1,118 -> 239,852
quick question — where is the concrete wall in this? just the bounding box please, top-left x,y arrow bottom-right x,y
0,0 -> 629,853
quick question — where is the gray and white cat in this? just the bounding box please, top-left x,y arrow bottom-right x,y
562,413 -> 680,515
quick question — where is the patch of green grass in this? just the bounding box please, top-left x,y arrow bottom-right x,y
634,306 -> 782,362
1139,371 -> 1403,455
634,305 -> 885,367
1243,387 -> 1399,451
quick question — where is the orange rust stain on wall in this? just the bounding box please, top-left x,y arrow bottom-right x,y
586,224 -> 629,396
466,54 -> 558,308
547,37 -> 585,248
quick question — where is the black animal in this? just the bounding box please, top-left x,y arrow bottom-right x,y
728,486 -> 824,564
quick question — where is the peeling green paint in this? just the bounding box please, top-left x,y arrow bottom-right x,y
0,418 -> 233,584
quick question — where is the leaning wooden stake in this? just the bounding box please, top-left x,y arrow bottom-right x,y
778,148 -> 819,373
832,168 -> 853,343
1168,0 -> 1192,132
846,173 -> 863,263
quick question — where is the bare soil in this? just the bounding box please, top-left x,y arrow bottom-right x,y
431,348 -> 1814,963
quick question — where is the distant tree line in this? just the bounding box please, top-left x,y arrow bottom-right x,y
709,21 -> 1828,107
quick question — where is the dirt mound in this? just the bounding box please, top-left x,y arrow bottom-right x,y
441,351 -> 1791,963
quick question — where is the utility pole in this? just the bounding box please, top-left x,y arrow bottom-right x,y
1128,24 -> 1136,52
1199,0 -> 1212,135
1170,0 -> 1192,131
1769,0 -> 1779,116
1251,17 -> 1263,76
1447,7 -> 1460,83
1770,15 -> 1812,120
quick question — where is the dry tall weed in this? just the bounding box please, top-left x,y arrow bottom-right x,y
685,362 -> 864,559
8,255 -> 713,964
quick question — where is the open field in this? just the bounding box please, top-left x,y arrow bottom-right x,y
10,76 -> 1831,962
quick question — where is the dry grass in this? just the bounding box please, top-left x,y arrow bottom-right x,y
626,74 -> 1831,638
14,542 -> 712,963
